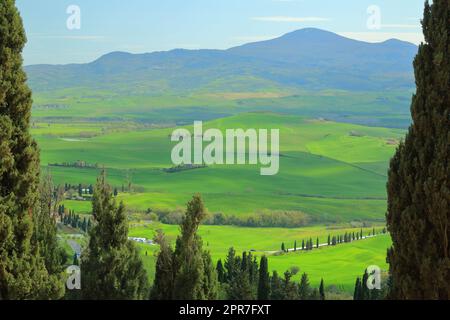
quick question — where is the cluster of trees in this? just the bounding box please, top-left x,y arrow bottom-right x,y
151,194 -> 219,299
163,163 -> 207,173
353,269 -> 389,300
61,209 -> 91,233
215,249 -> 325,300
280,228 -> 388,253
66,183 -> 119,198
151,194 -> 326,301
49,160 -> 99,169
78,171 -> 150,299
152,209 -> 311,228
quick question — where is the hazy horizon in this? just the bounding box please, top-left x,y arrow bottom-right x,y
17,0 -> 424,65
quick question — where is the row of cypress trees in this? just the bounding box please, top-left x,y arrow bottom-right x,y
213,249 -> 325,300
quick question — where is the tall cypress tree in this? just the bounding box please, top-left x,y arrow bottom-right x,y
257,256 -> 270,300
81,172 -> 149,299
386,0 -> 449,300
33,170 -> 68,297
168,194 -> 218,300
319,278 -> 325,300
298,272 -> 311,300
0,0 -> 62,300
353,277 -> 361,300
151,230 -> 174,300
216,259 -> 225,283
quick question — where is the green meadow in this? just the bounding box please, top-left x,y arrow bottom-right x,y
129,222 -> 391,292
34,112 -> 403,222
31,104 -> 403,293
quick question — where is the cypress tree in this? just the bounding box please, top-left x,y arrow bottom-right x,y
33,170 -> 68,296
228,268 -> 254,300
151,230 -> 174,300
353,277 -> 361,300
172,194 -> 218,300
257,256 -> 270,300
201,251 -> 219,300
224,247 -> 237,282
0,0 -> 62,300
298,272 -> 311,300
216,259 -> 225,283
81,171 -> 149,299
281,270 -> 298,300
319,278 -> 325,300
270,271 -> 284,300
361,270 -> 369,300
386,0 -> 449,300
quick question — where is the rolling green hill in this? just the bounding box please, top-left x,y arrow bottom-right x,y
34,112 -> 404,222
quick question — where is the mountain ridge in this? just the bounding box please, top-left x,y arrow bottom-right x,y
25,28 -> 418,93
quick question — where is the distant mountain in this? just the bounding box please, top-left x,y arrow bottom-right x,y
25,28 -> 418,94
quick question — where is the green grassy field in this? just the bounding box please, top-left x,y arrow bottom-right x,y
33,109 -> 401,294
128,222 -> 390,292
35,112 -> 403,222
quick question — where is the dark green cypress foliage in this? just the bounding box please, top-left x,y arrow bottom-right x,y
327,234 -> 331,246
224,247 -> 237,282
298,272 -> 311,300
281,270 -> 299,300
151,230 -> 174,300
257,256 -> 270,300
216,259 -> 225,283
249,253 -> 259,285
269,271 -> 284,300
361,270 -> 369,300
81,171 -> 149,300
72,253 -> 79,266
386,0 -> 449,300
294,240 -> 297,252
316,237 -> 319,248
241,252 -> 248,271
0,0 -> 63,300
302,239 -> 305,250
281,242 -> 285,252
33,171 -> 68,296
172,194 -> 218,300
202,251 -> 219,300
319,278 -> 325,300
228,268 -> 254,300
353,277 -> 361,300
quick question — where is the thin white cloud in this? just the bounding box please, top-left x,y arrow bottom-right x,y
252,16 -> 330,23
31,35 -> 106,41
381,24 -> 420,29
338,32 -> 424,45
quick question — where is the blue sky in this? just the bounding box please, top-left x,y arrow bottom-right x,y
17,0 -> 425,65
